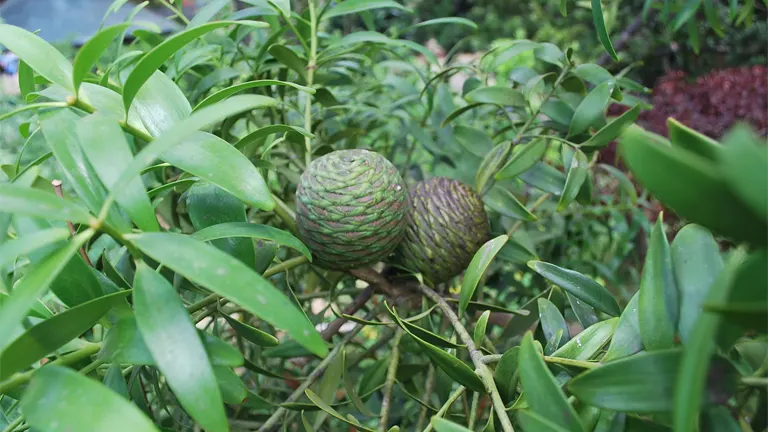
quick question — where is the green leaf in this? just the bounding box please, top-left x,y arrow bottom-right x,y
454,125 -> 494,157
591,0 -> 618,61
528,261 -> 620,316
581,104 -> 641,149
188,0 -> 232,27
268,45 -> 308,82
603,291 -> 642,361
110,95 -> 278,211
687,18 -> 700,54
431,417 -> 473,432
21,365 -> 159,432
671,0 -> 702,31
0,228 -> 70,270
495,139 -> 549,180
76,114 -> 158,232
465,86 -> 526,107
538,298 -> 570,348
328,31 -> 437,64
72,24 -> 131,93
618,125 -> 766,246
459,235 -> 508,318
403,17 -> 477,32
18,60 -> 36,101
0,291 -> 129,380
130,71 -> 191,137
475,142 -> 512,194
519,332 -> 584,432
122,21 -> 268,110
194,80 -> 315,111
163,132 -> 274,211
314,346 -> 345,428
671,224 -> 723,344
541,99 -> 575,126
520,162 -> 566,195
103,363 -> 129,399
667,118 -> 722,163
213,366 -> 248,404
390,306 -> 485,392
721,124 -> 767,220
473,310 -> 491,347
0,230 -> 93,352
323,0 -> 411,19
597,164 -> 637,205
385,305 -> 463,348
568,80 -> 615,137
441,102 -> 486,127
551,318 -> 617,360
192,222 -> 311,261
133,262 -> 227,432
126,232 -> 327,357
235,124 -> 313,150
674,250 -> 746,431
560,0 -> 568,16
638,215 -> 678,350
557,149 -> 588,210
0,24 -> 73,91
304,389 -> 375,432
569,349 -> 683,413
221,312 -> 279,347
518,410 -> 571,432
494,347 -> 520,403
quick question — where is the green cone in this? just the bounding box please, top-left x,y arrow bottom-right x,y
396,177 -> 490,284
295,149 -> 408,270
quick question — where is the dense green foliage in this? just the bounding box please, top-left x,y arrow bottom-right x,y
0,0 -> 765,431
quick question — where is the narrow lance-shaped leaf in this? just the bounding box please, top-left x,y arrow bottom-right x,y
519,332 -> 585,432
581,104 -> 641,149
638,214 -> 678,350
473,310 -> 491,347
0,24 -> 73,91
568,80 -> 615,137
557,149 -> 588,210
538,298 -> 570,347
194,79 -> 315,111
591,0 -> 618,61
192,222 -> 311,261
550,317 -> 618,361
528,261 -> 620,316
21,365 -> 160,432
495,138 -> 549,180
133,261 -> 227,432
0,184 -> 93,224
126,232 -> 327,357
0,230 -> 94,353
323,0 -> 412,19
0,228 -> 71,269
459,235 -> 508,318
72,24 -> 131,93
76,114 -> 159,232
603,291 -> 642,361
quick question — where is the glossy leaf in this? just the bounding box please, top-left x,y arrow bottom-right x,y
454,125 -> 494,157
520,162 -> 566,195
460,235 -> 508,318
385,305 -> 463,348
0,186 -> 93,226
591,0 -> 618,61
528,261 -> 620,316
323,0 -> 411,19
568,80 -> 615,137
474,310 -> 491,347
235,124 -> 313,149
495,139 -> 549,180
111,95 -> 278,212
268,45 -> 308,82
72,24 -> 131,93
192,222 -> 311,261
538,298 -> 570,348
222,312 -> 279,347
133,262 -> 227,432
721,124 -> 767,220
432,417 -> 473,432
518,410 -> 571,432
0,230 -> 93,353
671,224 -> 723,344
551,317 -> 617,360
76,114 -> 158,232
667,118 -> 722,162
213,366 -> 248,404
0,291 -> 129,380
603,291 -> 642,361
21,365 -> 159,432
581,104 -> 641,149
519,332 -> 584,432
129,71 -> 191,137
441,102 -> 486,127
304,389 -> 376,432
475,142 -> 511,194
0,228 -> 70,269
0,24 -> 73,91
494,347 -> 520,403
638,215 -> 678,350
126,232 -> 327,357
122,20 -> 268,110
403,17 -> 477,32
194,80 -> 314,111
18,60 -> 35,101
557,149 -> 588,210
618,125 -> 766,246
484,186 -> 537,222
569,349 -> 683,412
465,86 -> 525,107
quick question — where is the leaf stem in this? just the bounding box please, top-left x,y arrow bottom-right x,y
257,306 -> 380,432
741,376 -> 768,387
303,0 -> 318,168
419,284 -> 515,432
468,391 -> 480,429
379,328 -> 404,432
423,386 -> 466,432
0,342 -> 101,395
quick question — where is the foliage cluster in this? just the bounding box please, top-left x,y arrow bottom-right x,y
0,0 -> 765,432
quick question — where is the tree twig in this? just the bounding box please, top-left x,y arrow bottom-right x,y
379,328 -> 403,432
415,365 -> 436,430
321,284 -> 375,340
423,386 -> 466,432
419,284 -> 515,432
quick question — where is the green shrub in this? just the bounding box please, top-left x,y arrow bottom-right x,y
0,1 -> 765,431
